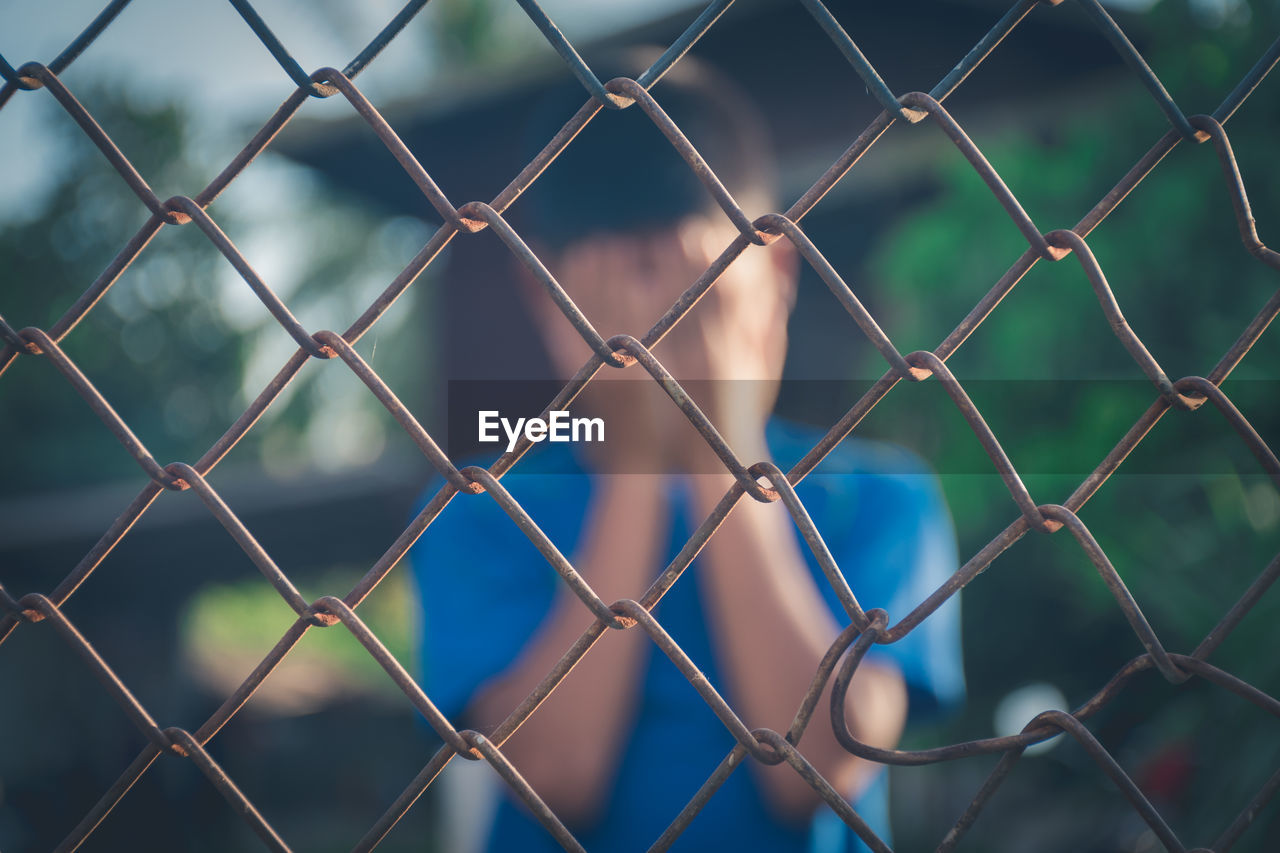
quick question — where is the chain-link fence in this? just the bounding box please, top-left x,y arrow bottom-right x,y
2,0 -> 1279,850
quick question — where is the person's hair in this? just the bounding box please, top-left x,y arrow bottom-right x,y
515,48 -> 777,252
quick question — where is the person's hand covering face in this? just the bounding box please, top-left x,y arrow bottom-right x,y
529,216 -> 796,472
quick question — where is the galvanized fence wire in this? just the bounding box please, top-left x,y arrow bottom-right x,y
1,0 -> 1278,850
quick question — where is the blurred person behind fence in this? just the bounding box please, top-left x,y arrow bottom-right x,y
409,51 -> 964,853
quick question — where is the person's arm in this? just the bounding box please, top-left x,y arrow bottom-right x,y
647,218 -> 909,821
466,472 -> 664,825
688,449 -> 908,823
465,224 -> 721,824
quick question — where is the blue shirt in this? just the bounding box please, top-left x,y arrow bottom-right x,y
410,419 -> 964,852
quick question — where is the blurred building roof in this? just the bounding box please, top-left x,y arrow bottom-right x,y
279,0 -> 1133,217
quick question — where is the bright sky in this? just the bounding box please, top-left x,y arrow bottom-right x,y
0,0 -> 696,217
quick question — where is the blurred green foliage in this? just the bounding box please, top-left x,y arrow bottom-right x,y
0,85 -> 433,494
181,567 -> 415,708
0,91 -> 247,489
1,82 -> 437,852
867,1 -> 1280,848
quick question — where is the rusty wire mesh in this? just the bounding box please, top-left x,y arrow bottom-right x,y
2,0 -> 1279,850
